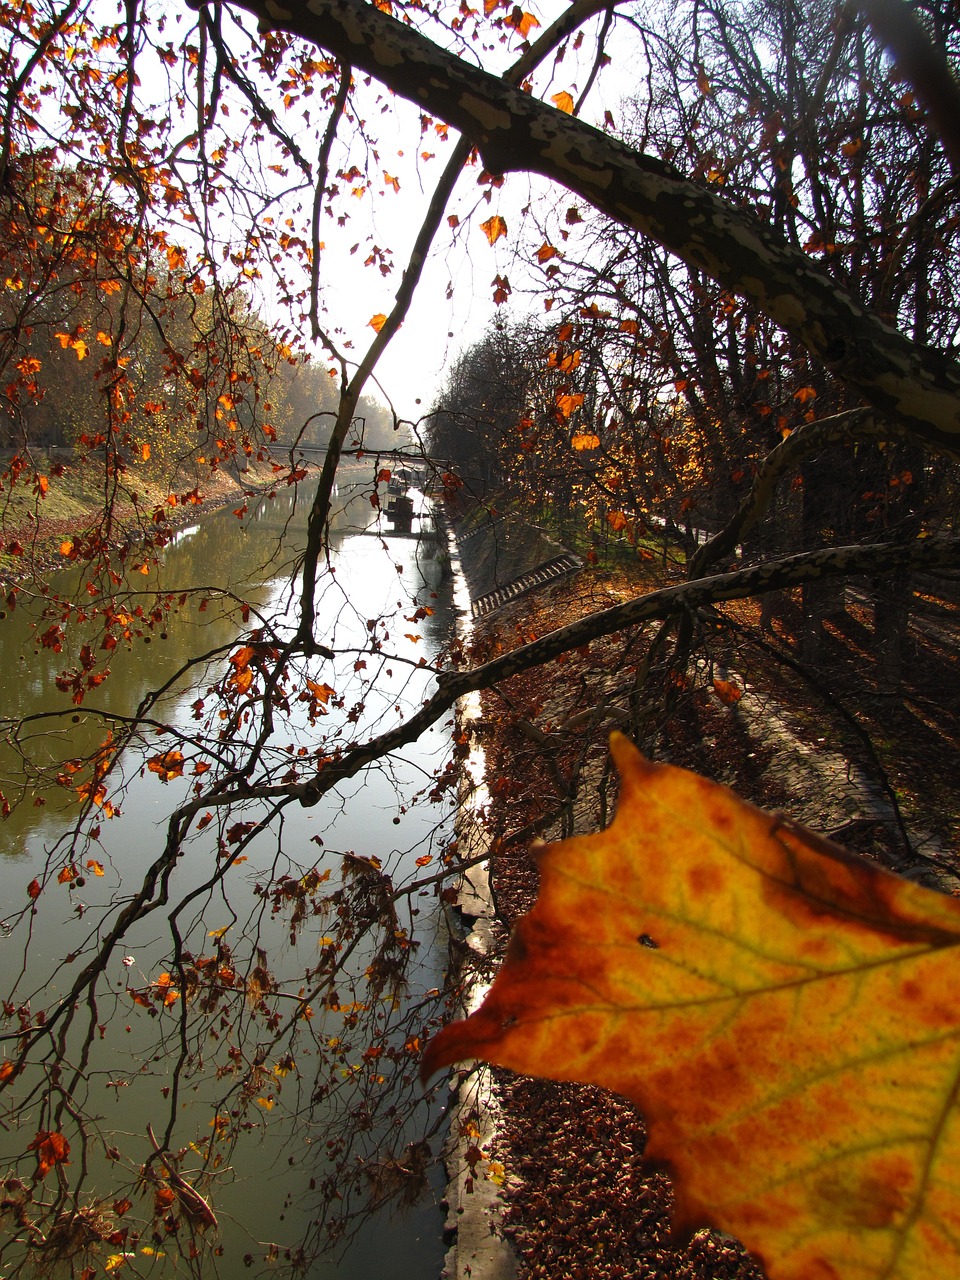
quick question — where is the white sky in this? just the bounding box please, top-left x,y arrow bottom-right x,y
260,3 -> 634,423
28,0 -> 635,424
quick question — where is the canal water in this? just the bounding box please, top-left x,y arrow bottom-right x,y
0,474 -> 456,1276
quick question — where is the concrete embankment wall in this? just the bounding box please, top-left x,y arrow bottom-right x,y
453,513 -> 574,601
436,515 -> 521,1280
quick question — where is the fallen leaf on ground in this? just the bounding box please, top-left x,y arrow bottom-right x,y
424,732 -> 960,1280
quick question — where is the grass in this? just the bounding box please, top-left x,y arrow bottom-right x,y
0,451 -> 278,582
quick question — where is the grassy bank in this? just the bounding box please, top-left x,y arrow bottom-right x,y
0,451 -> 281,584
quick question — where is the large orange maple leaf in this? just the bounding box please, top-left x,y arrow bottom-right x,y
423,733 -> 960,1280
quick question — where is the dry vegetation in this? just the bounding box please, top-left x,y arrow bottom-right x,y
468,550 -> 960,1279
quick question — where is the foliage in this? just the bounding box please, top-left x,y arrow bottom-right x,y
0,0 -> 958,1273
424,732 -> 960,1280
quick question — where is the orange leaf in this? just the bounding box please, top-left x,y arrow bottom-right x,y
793,385 -> 818,404
368,313 -> 387,332
86,859 -> 105,876
147,751 -> 184,782
505,8 -> 540,36
28,1130 -> 71,1178
619,319 -> 639,334
556,393 -> 584,418
606,510 -> 628,532
696,65 -> 711,95
551,91 -> 575,114
480,215 -> 508,246
27,879 -> 41,900
154,1186 -> 176,1211
536,241 -> 558,263
712,678 -> 743,705
570,433 -> 600,450
424,734 -> 960,1280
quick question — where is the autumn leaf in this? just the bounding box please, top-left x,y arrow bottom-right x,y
504,7 -> 540,37
368,313 -> 388,332
147,751 -> 185,782
712,677 -> 743,704
480,215 -> 508,246
570,433 -> 600,450
536,241 -> 558,263
28,1130 -> 71,1178
555,392 -> 584,418
547,347 -> 580,373
153,1186 -> 176,1212
424,733 -> 960,1280
551,90 -> 575,114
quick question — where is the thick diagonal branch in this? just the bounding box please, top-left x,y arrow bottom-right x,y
232,0 -> 960,454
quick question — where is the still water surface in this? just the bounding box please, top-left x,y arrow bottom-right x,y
0,476 -> 456,1277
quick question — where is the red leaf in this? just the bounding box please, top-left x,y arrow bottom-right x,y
28,1130 -> 70,1178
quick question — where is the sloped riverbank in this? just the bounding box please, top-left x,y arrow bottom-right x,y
439,518 -> 960,1280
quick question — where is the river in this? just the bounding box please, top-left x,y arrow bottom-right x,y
0,473 -> 455,1278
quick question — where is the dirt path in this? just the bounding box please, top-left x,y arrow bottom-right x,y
453,551 -> 960,1280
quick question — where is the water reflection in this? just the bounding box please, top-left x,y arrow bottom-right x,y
0,471 -> 456,1279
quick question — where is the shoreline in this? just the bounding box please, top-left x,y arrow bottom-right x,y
0,454 -> 289,589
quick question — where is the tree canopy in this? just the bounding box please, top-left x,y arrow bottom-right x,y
1,0 -> 960,1273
